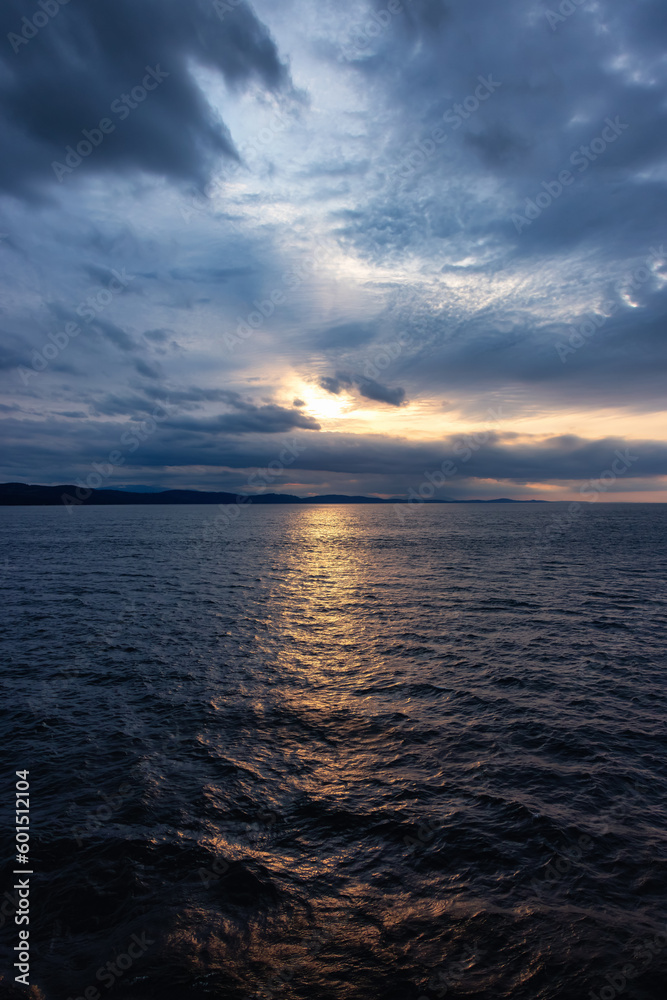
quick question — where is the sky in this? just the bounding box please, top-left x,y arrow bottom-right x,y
0,0 -> 666,500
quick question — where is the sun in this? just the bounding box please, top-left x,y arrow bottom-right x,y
296,383 -> 351,422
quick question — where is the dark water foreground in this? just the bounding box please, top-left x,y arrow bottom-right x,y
1,504 -> 666,1000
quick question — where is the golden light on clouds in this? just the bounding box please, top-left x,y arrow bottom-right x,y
297,382 -> 353,422
491,407 -> 667,442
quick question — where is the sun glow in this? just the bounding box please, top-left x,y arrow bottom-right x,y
298,384 -> 352,421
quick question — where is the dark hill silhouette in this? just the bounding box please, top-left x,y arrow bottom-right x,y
0,483 -> 548,506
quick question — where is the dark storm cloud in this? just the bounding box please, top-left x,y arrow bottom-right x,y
0,0 -> 289,195
1,0 -> 667,496
319,372 -> 407,407
2,413 -> 666,491
358,377 -> 407,407
164,390 -> 322,434
82,388 -> 321,434
339,0 -> 667,266
87,391 -> 176,419
171,407 -> 321,435
320,376 -> 344,395
228,431 -> 665,484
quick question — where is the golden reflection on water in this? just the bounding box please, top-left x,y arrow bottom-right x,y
192,505 -> 478,997
266,504 -> 382,669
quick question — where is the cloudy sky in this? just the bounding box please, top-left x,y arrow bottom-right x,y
1,0 -> 666,500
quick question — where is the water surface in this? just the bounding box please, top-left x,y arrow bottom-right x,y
1,504 -> 666,999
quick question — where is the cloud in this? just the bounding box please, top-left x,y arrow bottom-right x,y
319,372 -> 407,407
320,375 -> 344,395
168,392 -> 322,434
89,319 -> 136,353
1,0 -> 666,498
314,322 -> 378,351
143,329 -> 170,343
133,358 -> 162,380
2,412 -> 665,495
0,0 -> 290,196
356,376 -> 407,407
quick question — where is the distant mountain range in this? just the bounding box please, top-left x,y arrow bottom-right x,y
0,483 -> 548,506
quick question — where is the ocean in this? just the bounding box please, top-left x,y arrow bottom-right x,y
1,503 -> 666,999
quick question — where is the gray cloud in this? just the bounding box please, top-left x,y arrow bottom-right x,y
315,321 -> 378,351
1,413 -> 664,494
0,0 -> 289,196
320,372 -> 407,407
1,0 -> 666,496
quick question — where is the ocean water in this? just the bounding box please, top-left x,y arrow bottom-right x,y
1,503 -> 666,1000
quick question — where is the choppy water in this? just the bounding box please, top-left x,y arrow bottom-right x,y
1,503 -> 666,1000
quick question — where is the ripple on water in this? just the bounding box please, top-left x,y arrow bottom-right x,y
0,503 -> 666,998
